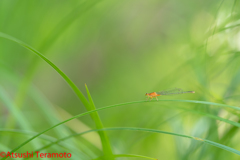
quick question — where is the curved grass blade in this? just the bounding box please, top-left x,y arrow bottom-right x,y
25,128 -> 240,158
0,32 -> 89,108
0,129 -> 58,142
157,99 -> 240,111
4,99 -> 240,160
0,32 -> 112,159
0,129 -> 88,159
94,154 -> 158,160
15,0 -> 103,107
27,108 -> 240,158
0,63 -> 99,158
114,154 -> 157,160
0,32 -> 90,158
173,106 -> 240,128
0,86 -> 48,155
0,86 -> 33,130
30,86 -> 97,158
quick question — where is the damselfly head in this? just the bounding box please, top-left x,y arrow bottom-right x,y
191,91 -> 195,93
145,93 -> 148,96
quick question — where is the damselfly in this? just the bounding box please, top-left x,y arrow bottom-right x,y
145,88 -> 195,101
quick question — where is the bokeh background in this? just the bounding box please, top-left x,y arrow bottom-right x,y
1,0 -> 240,159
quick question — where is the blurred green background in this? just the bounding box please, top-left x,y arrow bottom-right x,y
1,0 -> 240,159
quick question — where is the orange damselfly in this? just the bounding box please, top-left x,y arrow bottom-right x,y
145,88 -> 195,101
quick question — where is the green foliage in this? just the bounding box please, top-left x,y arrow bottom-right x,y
1,0 -> 240,160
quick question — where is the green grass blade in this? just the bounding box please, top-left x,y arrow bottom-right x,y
0,86 -> 47,153
155,99 -> 240,111
113,154 -> 157,160
29,88 -> 96,159
4,99 -> 240,160
203,139 -> 240,155
27,128 -> 240,158
0,32 -> 93,159
85,84 -> 114,159
0,32 -> 89,108
94,154 -> 158,160
0,32 -> 111,159
0,63 -> 99,158
0,86 -> 31,130
14,0 -> 103,107
173,106 -> 240,128
27,106 -> 240,158
0,129 -> 57,142
0,129 -> 88,159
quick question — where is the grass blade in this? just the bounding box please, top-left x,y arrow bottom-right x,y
14,0 -> 103,108
113,154 -> 157,160
3,99 -> 240,160
0,63 -> 99,158
93,154 -> 158,160
173,106 -> 240,128
0,129 -> 88,159
0,32 -> 89,108
0,32 -> 113,159
85,84 -> 114,159
25,127 -> 240,158
0,86 -> 47,153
